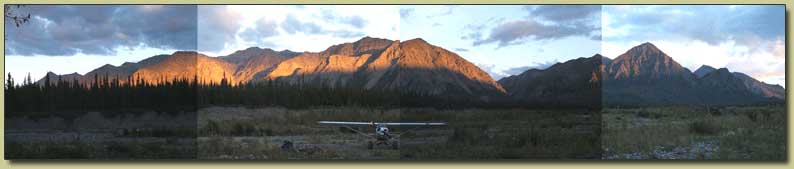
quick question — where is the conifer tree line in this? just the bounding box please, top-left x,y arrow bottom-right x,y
5,72 -> 498,116
4,73 -> 197,116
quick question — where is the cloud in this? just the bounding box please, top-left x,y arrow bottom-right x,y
5,5 -> 198,56
320,10 -> 367,29
342,16 -> 367,28
479,60 -> 561,81
426,5 -> 457,18
503,60 -> 558,75
331,30 -> 365,38
469,5 -> 601,48
475,63 -> 505,80
198,5 -> 242,53
240,18 -> 279,44
605,5 -> 783,46
525,5 -> 600,22
454,48 -> 469,52
603,5 -> 784,85
504,66 -> 532,75
281,14 -> 323,34
280,14 -> 365,39
473,20 -> 597,47
528,60 -> 559,70
399,8 -> 414,18
461,23 -> 485,40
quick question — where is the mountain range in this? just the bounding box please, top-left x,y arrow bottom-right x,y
37,37 -> 785,106
38,37 -> 504,99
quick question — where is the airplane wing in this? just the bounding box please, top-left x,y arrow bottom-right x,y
317,121 -> 373,126
317,121 -> 446,126
380,122 -> 447,126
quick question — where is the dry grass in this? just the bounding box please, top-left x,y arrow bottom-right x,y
197,107 -> 601,159
602,105 -> 785,160
5,138 -> 196,159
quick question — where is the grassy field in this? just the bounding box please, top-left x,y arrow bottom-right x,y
601,105 -> 786,160
197,106 -> 601,160
5,136 -> 196,159
9,105 -> 781,160
4,112 -> 197,159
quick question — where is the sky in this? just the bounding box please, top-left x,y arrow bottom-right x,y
4,5 -> 785,86
399,5 -> 601,80
196,5 -> 400,56
4,5 -> 196,82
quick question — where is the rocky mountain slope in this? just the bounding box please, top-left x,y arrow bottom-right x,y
39,37 -> 506,98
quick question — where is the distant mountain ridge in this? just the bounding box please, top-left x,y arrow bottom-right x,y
37,39 -> 783,106
497,54 -> 603,107
498,42 -> 783,106
38,37 -> 506,98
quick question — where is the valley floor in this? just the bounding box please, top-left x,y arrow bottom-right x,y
6,105 -> 784,160
196,106 -> 601,160
601,105 -> 786,160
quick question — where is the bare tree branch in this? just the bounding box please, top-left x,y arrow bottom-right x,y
5,5 -> 31,40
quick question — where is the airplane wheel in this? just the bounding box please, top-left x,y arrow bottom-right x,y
367,141 -> 374,150
391,140 -> 399,150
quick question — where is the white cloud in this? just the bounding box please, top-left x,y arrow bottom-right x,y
200,5 -> 400,57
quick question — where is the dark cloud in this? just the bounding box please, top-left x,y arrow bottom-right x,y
240,18 -> 279,43
525,5 -> 600,22
473,20 -> 597,47
198,5 -> 242,52
466,5 -> 600,48
5,5 -> 198,56
399,8 -> 414,18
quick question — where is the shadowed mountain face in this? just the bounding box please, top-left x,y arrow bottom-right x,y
601,43 -> 781,106
499,42 -> 783,106
498,54 -> 603,108
602,43 -> 701,105
395,39 -> 506,95
694,68 -> 767,105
